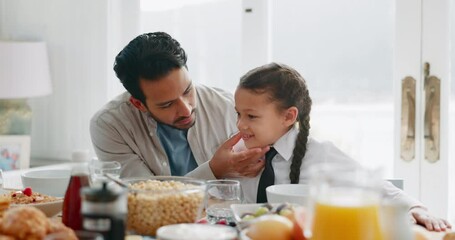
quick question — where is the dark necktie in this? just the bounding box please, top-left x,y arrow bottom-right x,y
256,147 -> 277,203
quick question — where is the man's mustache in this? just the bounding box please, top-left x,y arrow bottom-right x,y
174,108 -> 196,123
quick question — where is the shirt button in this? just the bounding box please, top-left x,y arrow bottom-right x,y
162,162 -> 168,167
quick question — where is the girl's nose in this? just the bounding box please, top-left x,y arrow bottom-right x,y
236,118 -> 248,130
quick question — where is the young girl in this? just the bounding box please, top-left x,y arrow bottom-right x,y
234,62 -> 357,202
233,62 -> 451,231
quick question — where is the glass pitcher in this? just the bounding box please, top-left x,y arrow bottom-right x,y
306,163 -> 384,240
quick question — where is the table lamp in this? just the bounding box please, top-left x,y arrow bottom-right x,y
0,41 -> 52,135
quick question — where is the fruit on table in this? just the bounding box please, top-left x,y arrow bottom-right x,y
253,206 -> 270,217
196,219 -> 208,224
241,203 -> 293,221
22,187 -> 33,197
247,215 -> 293,240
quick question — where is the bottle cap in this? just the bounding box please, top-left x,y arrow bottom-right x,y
72,149 -> 90,162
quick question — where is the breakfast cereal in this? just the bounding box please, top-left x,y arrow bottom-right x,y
5,188 -> 59,205
127,179 -> 205,236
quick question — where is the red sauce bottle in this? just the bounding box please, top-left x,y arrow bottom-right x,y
62,164 -> 90,230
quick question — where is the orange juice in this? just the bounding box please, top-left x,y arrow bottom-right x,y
311,200 -> 384,240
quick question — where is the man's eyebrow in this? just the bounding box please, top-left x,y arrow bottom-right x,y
155,82 -> 193,107
156,100 -> 173,107
183,82 -> 193,93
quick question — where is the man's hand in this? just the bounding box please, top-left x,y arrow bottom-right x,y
409,206 -> 452,232
209,132 -> 269,178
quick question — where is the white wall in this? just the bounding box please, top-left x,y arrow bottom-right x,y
140,0 -> 243,93
0,0 -> 140,161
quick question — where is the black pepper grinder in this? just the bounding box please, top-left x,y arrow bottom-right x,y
81,182 -> 127,240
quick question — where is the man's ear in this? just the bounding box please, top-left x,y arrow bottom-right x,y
129,96 -> 148,112
283,106 -> 298,127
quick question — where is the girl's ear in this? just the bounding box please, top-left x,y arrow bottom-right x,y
129,96 -> 148,112
283,106 -> 298,127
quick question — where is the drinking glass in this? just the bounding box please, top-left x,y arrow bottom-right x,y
307,163 -> 384,240
205,179 -> 243,225
88,160 -> 121,186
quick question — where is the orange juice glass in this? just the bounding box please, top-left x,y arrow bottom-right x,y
311,192 -> 383,240
307,163 -> 384,240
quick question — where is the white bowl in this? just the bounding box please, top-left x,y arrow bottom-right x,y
21,169 -> 71,197
266,184 -> 309,205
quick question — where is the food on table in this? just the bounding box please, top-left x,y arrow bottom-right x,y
238,203 -> 307,240
127,179 -> 205,236
247,215 -> 294,240
253,206 -> 270,217
0,206 -> 76,240
241,203 -> 294,221
1,206 -> 49,239
0,195 -> 11,218
4,187 -> 60,205
46,218 -> 78,240
241,204 -> 307,240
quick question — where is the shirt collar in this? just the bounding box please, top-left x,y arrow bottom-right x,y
272,124 -> 299,161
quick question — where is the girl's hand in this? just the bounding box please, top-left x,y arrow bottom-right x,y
409,206 -> 452,232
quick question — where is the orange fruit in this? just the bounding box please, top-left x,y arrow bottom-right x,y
247,215 -> 293,240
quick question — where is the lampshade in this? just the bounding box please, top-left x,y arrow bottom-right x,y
0,41 -> 52,98
0,41 -> 52,135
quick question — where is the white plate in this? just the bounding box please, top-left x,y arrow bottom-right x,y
11,199 -> 64,217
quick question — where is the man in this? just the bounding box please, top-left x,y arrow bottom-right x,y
90,32 -> 268,179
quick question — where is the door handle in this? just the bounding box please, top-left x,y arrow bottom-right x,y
401,77 -> 416,161
423,63 -> 440,162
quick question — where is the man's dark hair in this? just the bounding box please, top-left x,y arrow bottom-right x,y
113,32 -> 187,104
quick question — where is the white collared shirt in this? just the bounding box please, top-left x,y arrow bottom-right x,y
234,126 -> 422,208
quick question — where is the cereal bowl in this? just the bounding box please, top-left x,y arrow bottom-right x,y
124,176 -> 206,236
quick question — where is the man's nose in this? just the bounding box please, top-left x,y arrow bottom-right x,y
177,98 -> 192,116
